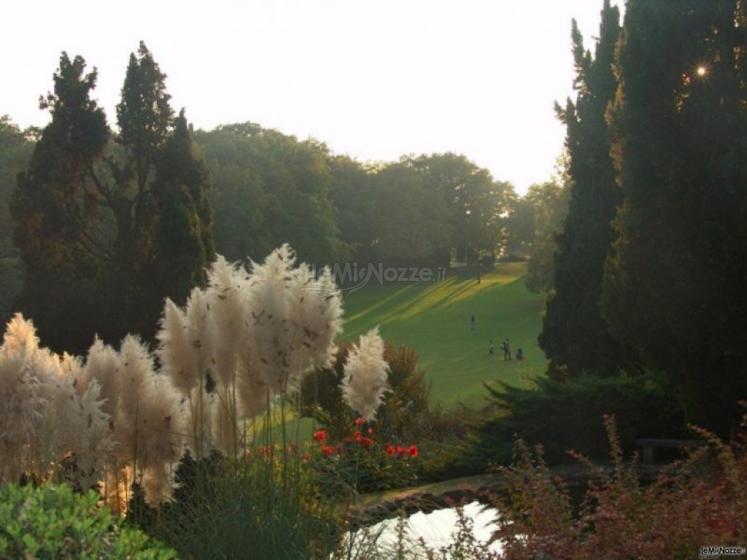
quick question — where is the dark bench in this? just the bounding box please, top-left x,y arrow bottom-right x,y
635,438 -> 706,465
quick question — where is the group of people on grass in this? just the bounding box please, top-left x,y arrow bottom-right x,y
471,314 -> 524,361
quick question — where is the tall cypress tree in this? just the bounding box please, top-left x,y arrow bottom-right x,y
603,0 -> 747,435
12,44 -> 214,351
109,42 -> 175,340
539,1 -> 630,378
150,110 -> 215,308
12,54 -> 111,351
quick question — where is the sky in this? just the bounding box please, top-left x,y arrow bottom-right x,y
1,0 -> 618,194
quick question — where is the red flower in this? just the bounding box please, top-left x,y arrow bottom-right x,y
313,430 -> 328,443
321,445 -> 336,456
408,445 -> 419,458
359,437 -> 374,448
353,430 -> 363,442
396,445 -> 406,456
354,417 -> 366,427
385,444 -> 396,456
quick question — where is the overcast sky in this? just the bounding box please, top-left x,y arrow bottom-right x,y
2,0 -> 619,193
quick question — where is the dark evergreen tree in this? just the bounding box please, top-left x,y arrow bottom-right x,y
109,41 -> 175,340
12,44 -> 214,352
151,110 -> 215,307
603,0 -> 747,435
12,54 -> 111,351
539,1 -> 631,378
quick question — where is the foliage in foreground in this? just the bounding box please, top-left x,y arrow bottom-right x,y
355,412 -> 746,560
489,412 -> 747,560
0,483 -> 175,559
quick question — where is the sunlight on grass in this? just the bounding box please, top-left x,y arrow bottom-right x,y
342,263 -> 547,406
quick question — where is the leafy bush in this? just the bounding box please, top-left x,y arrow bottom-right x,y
0,483 -> 175,559
489,412 -> 747,559
462,372 -> 686,471
309,420 -> 419,495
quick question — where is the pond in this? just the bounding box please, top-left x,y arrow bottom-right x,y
344,501 -> 504,558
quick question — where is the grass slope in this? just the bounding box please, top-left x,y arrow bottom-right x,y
341,262 -> 547,405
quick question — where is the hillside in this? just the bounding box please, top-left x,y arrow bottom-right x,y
341,262 -> 547,405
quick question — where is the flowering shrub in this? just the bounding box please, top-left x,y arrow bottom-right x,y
312,419 -> 420,494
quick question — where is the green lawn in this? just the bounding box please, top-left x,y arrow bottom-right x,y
340,262 -> 547,406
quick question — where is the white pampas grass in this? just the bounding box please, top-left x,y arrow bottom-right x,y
341,328 -> 390,422
0,348 -> 45,483
0,314 -> 113,490
247,245 -> 343,395
107,335 -> 184,504
206,256 -> 248,388
81,337 -> 121,419
68,378 -> 113,489
157,298 -> 200,397
1,312 -> 39,355
0,245 -> 366,507
245,245 -> 295,394
151,245 -> 344,457
81,334 -> 185,505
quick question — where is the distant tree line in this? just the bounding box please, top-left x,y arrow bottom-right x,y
540,0 -> 747,437
196,125 -> 523,269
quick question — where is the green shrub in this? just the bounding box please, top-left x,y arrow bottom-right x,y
0,483 -> 175,559
462,372 -> 686,471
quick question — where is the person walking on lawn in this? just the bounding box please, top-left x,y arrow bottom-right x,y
501,338 -> 512,361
